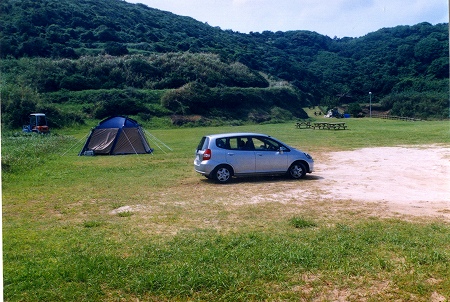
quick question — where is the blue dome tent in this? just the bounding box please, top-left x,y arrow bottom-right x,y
79,116 -> 153,155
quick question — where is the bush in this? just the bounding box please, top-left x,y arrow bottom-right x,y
381,91 -> 448,119
347,103 -> 363,117
269,106 -> 294,121
104,42 -> 129,56
93,95 -> 148,119
160,82 -> 211,115
1,85 -> 39,129
161,85 -> 308,122
248,109 -> 271,123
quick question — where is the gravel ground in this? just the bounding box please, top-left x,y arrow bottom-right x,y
314,145 -> 450,220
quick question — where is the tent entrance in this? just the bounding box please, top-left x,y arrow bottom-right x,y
87,128 -> 119,154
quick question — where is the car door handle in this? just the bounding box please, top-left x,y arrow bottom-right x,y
256,153 -> 263,156
227,153 -> 235,156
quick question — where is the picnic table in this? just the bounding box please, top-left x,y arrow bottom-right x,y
312,122 -> 329,129
295,121 -> 311,129
327,122 -> 347,130
313,122 -> 347,130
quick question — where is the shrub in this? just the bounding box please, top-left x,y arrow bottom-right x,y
93,95 -> 148,119
270,106 -> 294,121
381,91 -> 448,119
347,102 -> 363,117
104,42 -> 129,56
1,85 -> 39,129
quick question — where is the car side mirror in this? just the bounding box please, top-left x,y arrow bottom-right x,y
279,146 -> 287,154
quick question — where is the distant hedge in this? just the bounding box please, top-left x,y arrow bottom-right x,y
161,83 -> 308,120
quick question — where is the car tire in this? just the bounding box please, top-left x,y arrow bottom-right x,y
288,162 -> 306,179
212,165 -> 233,183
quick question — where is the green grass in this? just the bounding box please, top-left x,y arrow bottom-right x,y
289,216 -> 317,228
2,118 -> 450,301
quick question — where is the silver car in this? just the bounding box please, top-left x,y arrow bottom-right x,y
194,132 -> 314,183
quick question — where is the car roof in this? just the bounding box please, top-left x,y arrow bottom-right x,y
206,133 -> 270,139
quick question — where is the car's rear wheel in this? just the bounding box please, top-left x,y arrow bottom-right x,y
212,165 -> 233,183
288,162 -> 306,179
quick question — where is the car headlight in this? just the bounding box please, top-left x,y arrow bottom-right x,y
304,153 -> 312,160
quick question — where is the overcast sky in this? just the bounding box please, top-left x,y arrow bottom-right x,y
126,0 -> 448,38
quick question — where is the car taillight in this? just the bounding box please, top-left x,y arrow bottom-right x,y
203,149 -> 212,160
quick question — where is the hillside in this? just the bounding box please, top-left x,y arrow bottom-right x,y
0,0 -> 448,128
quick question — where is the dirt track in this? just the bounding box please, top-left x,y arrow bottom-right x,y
313,145 -> 450,220
112,145 -> 450,224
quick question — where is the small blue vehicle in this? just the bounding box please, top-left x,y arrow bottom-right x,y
22,113 -> 50,134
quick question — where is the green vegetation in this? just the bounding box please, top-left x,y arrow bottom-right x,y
3,119 -> 450,301
289,216 -> 317,229
1,0 -> 448,299
1,0 -> 448,129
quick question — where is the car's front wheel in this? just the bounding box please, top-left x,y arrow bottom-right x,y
288,162 -> 306,179
212,165 -> 233,183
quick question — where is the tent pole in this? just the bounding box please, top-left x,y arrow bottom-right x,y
122,130 -> 138,155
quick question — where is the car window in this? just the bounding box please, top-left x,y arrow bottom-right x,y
228,137 -> 239,150
254,137 -> 282,151
196,137 -> 209,151
214,136 -> 281,151
223,137 -> 255,150
242,137 -> 255,150
216,138 -> 227,149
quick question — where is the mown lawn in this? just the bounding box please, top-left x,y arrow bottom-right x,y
2,118 -> 450,301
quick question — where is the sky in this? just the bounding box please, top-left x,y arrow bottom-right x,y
126,0 -> 448,38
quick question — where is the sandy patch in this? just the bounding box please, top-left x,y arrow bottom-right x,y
314,145 -> 450,219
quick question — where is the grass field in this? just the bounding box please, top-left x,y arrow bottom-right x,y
2,117 -> 450,301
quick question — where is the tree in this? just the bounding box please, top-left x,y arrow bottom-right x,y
18,37 -> 50,57
414,37 -> 443,63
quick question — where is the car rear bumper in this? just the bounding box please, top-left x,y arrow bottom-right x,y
194,160 -> 214,176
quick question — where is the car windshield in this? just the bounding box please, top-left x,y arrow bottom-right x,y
36,116 -> 47,126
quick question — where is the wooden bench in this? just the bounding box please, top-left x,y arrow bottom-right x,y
295,121 -> 311,129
